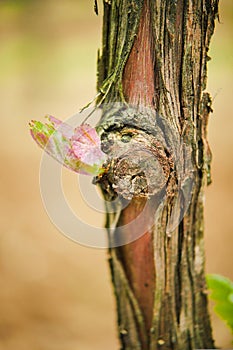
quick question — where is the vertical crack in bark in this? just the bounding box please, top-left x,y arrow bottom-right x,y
175,222 -> 184,325
178,0 -> 186,128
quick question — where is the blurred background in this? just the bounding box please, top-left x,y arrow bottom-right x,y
0,0 -> 232,349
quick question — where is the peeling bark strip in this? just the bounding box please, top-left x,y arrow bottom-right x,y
123,0 -> 155,106
97,0 -> 219,349
115,0 -> 155,344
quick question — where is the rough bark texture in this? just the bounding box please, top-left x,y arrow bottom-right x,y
97,0 -> 219,349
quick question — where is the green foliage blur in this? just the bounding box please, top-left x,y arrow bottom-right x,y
207,274 -> 233,337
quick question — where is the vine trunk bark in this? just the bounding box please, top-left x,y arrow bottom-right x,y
97,0 -> 219,349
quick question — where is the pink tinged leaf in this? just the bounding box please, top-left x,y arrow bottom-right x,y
73,124 -> 101,145
29,118 -> 106,176
46,115 -> 73,139
30,120 -> 70,161
29,120 -> 55,148
72,124 -> 106,166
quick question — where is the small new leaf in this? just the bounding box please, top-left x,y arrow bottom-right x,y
29,115 -> 107,176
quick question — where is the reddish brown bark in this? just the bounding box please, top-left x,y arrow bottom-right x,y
116,196 -> 156,336
118,0 -> 156,340
122,0 -> 155,107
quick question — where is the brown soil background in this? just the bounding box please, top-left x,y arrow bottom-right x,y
0,1 -> 232,349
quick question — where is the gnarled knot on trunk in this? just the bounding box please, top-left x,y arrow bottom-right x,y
95,126 -> 176,201
93,104 -> 195,232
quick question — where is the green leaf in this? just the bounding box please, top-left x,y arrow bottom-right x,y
206,274 -> 233,333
